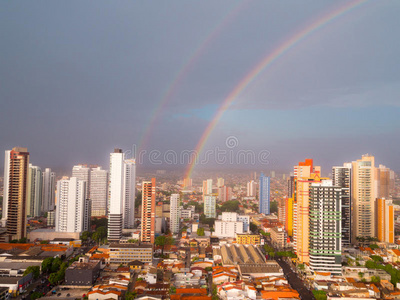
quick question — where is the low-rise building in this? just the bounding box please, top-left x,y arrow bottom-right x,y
109,243 -> 152,264
65,259 -> 100,286
236,234 -> 261,245
270,226 -> 285,249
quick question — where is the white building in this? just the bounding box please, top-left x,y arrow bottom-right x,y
170,194 -> 180,234
55,177 -> 88,233
108,149 -> 125,241
204,195 -> 216,218
42,168 -> 56,212
123,159 -> 136,229
214,212 -> 250,238
90,167 -> 108,217
72,165 -> 91,199
27,164 -> 42,217
246,180 -> 257,197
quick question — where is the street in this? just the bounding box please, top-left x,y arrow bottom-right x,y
275,257 -> 315,300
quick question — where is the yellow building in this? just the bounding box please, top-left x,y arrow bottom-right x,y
293,159 -> 324,264
236,234 -> 261,245
376,198 -> 394,244
285,197 -> 294,237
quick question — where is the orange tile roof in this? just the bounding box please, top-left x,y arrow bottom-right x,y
0,243 -> 33,251
176,288 -> 207,295
88,290 -> 121,296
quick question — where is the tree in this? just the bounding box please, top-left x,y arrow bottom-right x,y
80,231 -> 91,242
155,236 -> 166,255
31,291 -> 43,300
42,257 -> 54,273
370,244 -> 379,250
220,200 -> 240,212
358,272 -> 364,280
48,272 -> 58,285
370,255 -> 383,263
51,257 -> 62,273
126,291 -> 137,300
197,227 -> 205,236
270,201 -> 278,214
169,286 -> 176,294
23,266 -> 40,279
371,276 -> 381,284
312,290 -> 327,300
250,222 -> 258,233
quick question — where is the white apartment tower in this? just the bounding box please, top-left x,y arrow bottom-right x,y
27,164 -> 42,217
55,177 -> 87,233
204,195 -> 216,218
72,165 -> 91,199
123,159 -> 136,229
247,180 -> 257,197
90,167 -> 108,217
108,149 -> 125,241
170,194 -> 180,234
42,168 -> 56,212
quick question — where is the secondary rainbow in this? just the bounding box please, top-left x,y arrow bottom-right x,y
184,0 -> 368,179
137,1 -> 251,152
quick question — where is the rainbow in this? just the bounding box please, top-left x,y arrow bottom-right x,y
184,0 -> 368,179
137,1 -> 251,152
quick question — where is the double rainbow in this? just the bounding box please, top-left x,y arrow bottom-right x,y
184,0 -> 368,179
137,1 -> 251,152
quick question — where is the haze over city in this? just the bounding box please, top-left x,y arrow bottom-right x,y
1,0 -> 400,174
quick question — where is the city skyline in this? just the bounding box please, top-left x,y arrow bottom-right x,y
1,1 -> 400,174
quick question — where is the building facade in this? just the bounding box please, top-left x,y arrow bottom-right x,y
90,167 -> 108,217
376,198 -> 394,244
141,178 -> 156,244
332,164 -> 352,247
55,177 -> 87,233
204,195 -> 216,218
123,159 -> 136,229
309,180 -> 342,275
27,164 -> 42,217
2,148 -> 30,240
170,194 -> 180,234
259,173 -> 270,215
351,155 -> 376,240
108,149 -> 125,241
42,168 -> 56,212
109,243 -> 153,264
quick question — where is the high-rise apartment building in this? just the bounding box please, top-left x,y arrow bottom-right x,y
108,149 -> 125,241
170,194 -> 180,234
204,195 -> 216,218
42,168 -> 56,212
259,173 -> 270,215
27,164 -> 42,217
309,180 -> 342,275
351,155 -> 376,240
246,180 -> 257,197
202,179 -> 213,195
141,178 -> 156,244
376,198 -> 394,244
123,159 -> 136,229
377,165 -> 395,199
72,165 -> 91,199
2,148 -> 29,240
55,177 -> 88,233
293,159 -> 322,264
332,164 -> 352,247
218,186 -> 232,202
217,178 -> 225,188
90,167 -> 108,217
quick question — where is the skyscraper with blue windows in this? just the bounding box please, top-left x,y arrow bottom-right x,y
259,172 -> 270,215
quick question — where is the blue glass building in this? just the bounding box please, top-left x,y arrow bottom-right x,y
259,172 -> 270,214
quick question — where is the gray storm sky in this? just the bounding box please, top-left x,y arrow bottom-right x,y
1,0 -> 400,174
